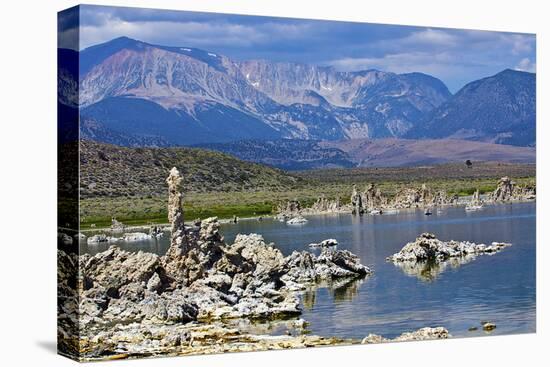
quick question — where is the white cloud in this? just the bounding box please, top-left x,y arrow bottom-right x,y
515,58 -> 536,72
399,28 -> 459,47
330,51 -> 463,75
78,19 -> 272,50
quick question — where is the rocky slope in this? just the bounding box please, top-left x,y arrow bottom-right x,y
79,140 -> 303,198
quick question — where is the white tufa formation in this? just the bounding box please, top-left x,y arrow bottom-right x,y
166,167 -> 187,256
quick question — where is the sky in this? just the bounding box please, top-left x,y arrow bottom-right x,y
59,5 -> 536,92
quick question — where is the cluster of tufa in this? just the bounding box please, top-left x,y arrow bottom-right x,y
387,232 -> 512,263
58,167 -> 371,360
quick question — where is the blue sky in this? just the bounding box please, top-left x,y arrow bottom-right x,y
59,5 -> 536,92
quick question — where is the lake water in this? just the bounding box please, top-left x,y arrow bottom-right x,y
81,202 -> 536,340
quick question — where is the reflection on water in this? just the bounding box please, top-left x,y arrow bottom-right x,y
300,276 -> 365,310
393,255 -> 479,282
81,202 -> 536,340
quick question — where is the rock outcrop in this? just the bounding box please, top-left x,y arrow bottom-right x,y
391,184 -> 457,209
388,233 -> 511,263
275,200 -> 302,221
58,167 -> 372,360
86,234 -> 119,244
76,320 -> 350,361
491,176 -> 515,201
166,167 -> 187,256
110,217 -> 125,232
305,196 -> 345,214
387,233 -> 511,280
283,247 -> 371,286
277,197 -> 347,220
490,176 -> 536,202
362,183 -> 386,211
163,167 -> 199,285
351,185 -> 364,215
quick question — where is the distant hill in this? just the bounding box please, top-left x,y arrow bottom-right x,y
195,139 -> 356,170
409,69 -> 536,146
322,138 -> 536,167
196,138 -> 535,169
79,140 -> 303,198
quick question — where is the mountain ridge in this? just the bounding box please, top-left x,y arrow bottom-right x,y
77,37 -> 454,143
61,37 -> 536,150
408,68 -> 536,146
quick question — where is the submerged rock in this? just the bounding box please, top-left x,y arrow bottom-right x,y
482,322 -> 497,331
122,232 -> 151,242
308,239 -> 338,248
87,234 -> 119,245
361,327 -> 450,344
286,216 -> 308,225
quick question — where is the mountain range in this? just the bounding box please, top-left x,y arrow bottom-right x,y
64,37 -> 535,149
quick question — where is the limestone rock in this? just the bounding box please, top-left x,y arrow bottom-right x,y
275,200 -> 302,221
286,216 -> 308,225
308,238 -> 338,248
394,327 -> 450,341
351,185 -> 364,215
305,196 -> 345,214
491,176 -> 515,201
165,167 -> 187,257
122,232 -> 151,242
388,233 -> 511,263
490,176 -> 536,202
482,322 -> 496,331
87,234 -> 119,244
361,327 -> 450,344
58,167 -> 375,360
146,272 -> 162,292
83,246 -> 160,295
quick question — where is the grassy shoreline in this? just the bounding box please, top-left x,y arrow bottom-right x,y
79,175 -> 535,229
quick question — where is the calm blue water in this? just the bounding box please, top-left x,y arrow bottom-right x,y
82,202 -> 536,339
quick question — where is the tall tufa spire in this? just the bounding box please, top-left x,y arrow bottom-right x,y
166,167 -> 186,255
